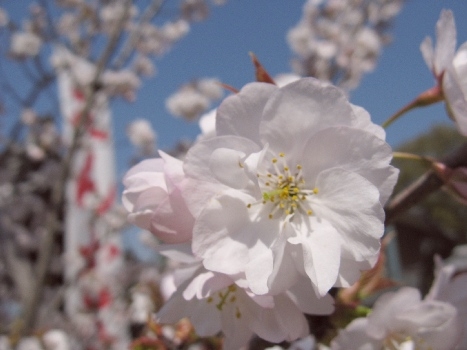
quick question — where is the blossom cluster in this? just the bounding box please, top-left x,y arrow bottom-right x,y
288,0 -> 403,90
123,75 -> 401,348
166,78 -> 225,120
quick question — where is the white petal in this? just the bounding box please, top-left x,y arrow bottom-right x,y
311,168 -> 384,261
209,148 -> 250,189
193,190 -> 279,276
330,318 -> 380,350
245,239 -> 274,295
366,287 -> 421,339
286,278 -> 335,315
183,270 -> 233,300
267,234 -> 300,295
434,9 -> 456,75
289,219 -> 341,297
350,104 -> 386,140
420,36 -> 434,72
260,77 -> 354,158
184,135 -> 260,183
301,126 -> 397,205
443,59 -> 467,136
217,82 -> 278,145
273,294 -> 310,341
151,187 -> 194,243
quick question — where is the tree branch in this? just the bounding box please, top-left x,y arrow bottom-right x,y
385,142 -> 467,224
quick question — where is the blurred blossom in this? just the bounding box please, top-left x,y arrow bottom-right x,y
133,55 -> 156,77
10,31 -> 42,58
288,0 -> 402,90
20,108 -> 37,126
127,118 -> 157,155
129,290 -> 154,323
166,86 -> 211,120
166,78 -> 224,120
17,337 -> 42,350
0,7 -> 9,26
161,19 -> 190,42
102,69 -> 141,101
57,13 -> 80,41
181,0 -> 209,21
99,2 -> 138,33
42,330 -> 71,350
196,78 -> 223,100
331,287 -> 462,350
426,250 -> 467,349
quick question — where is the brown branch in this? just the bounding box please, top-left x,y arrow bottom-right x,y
385,141 -> 467,224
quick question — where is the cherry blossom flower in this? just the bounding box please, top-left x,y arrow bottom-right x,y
288,0 -> 402,90
122,152 -> 194,244
184,77 -> 398,297
157,267 -> 333,350
10,31 -> 42,58
127,118 -> 157,154
421,9 -> 467,136
426,250 -> 467,349
330,287 -> 462,350
101,69 -> 141,101
166,86 -> 210,120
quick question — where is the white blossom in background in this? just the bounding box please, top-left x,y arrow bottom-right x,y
42,330 -> 71,350
127,118 -> 157,155
0,7 -> 9,26
288,0 -> 403,90
16,337 -> 42,350
197,77 -> 224,100
133,55 -> 156,77
166,78 -> 224,120
330,287 -> 462,350
161,19 -> 190,42
10,31 -> 42,58
184,77 -> 397,297
181,0 -> 210,21
421,9 -> 467,136
101,69 -> 141,101
99,2 -> 138,33
426,247 -> 467,349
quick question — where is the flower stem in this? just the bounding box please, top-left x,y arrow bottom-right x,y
382,85 -> 444,129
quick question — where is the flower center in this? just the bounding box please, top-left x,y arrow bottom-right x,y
383,332 -> 424,350
206,285 -> 242,319
247,152 -> 318,220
